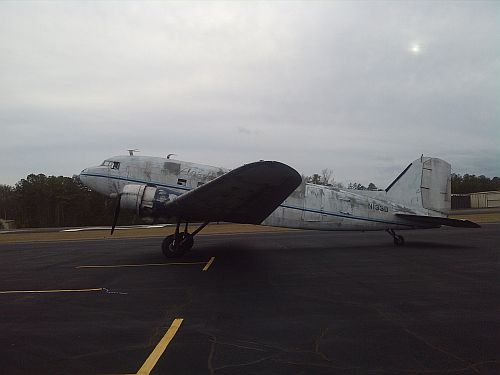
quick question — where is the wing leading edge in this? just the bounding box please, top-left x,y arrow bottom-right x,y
395,213 -> 480,228
164,161 -> 302,224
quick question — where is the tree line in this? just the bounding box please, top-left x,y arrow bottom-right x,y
451,173 -> 500,194
0,174 -> 134,229
304,168 -> 379,190
0,172 -> 498,228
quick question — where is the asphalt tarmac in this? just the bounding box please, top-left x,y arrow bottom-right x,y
0,225 -> 498,375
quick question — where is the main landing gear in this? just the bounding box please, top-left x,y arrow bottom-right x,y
386,229 -> 405,246
162,220 -> 209,258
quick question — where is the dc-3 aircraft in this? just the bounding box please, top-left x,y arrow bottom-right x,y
79,154 -> 479,258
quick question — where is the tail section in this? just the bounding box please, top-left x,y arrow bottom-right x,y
385,156 -> 451,215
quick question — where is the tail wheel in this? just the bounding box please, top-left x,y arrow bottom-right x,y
386,229 -> 405,246
393,235 -> 405,246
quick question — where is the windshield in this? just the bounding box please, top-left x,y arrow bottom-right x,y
100,160 -> 120,169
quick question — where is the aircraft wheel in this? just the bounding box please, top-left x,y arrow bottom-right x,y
394,235 -> 405,246
162,234 -> 186,258
180,233 -> 194,251
162,232 -> 194,258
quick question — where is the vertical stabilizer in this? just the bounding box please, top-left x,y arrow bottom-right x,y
385,157 -> 451,215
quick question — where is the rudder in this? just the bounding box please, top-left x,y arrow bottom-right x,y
385,157 -> 451,215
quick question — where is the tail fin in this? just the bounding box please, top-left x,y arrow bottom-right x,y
385,156 -> 451,215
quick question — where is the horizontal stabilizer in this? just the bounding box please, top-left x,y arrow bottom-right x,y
395,213 -> 480,228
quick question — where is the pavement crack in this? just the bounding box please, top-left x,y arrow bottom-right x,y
276,360 -> 359,371
374,307 -> 480,374
314,327 -> 331,362
210,338 -> 268,352
207,335 -> 216,375
214,354 -> 276,371
275,360 -> 495,373
238,339 -> 314,355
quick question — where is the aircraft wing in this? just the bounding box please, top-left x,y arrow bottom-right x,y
395,213 -> 480,228
164,161 -> 302,224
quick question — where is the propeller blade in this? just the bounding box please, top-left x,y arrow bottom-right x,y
111,194 -> 121,235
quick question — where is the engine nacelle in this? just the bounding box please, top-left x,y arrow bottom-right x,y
120,184 -> 177,221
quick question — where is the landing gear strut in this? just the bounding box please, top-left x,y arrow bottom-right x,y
162,220 -> 209,258
386,229 -> 405,246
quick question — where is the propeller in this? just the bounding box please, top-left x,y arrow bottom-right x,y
110,194 -> 121,235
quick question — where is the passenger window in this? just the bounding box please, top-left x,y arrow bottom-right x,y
177,178 -> 187,186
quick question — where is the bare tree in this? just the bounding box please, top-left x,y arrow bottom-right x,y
348,182 -> 366,190
306,169 -> 343,189
306,173 -> 322,184
321,168 -> 333,186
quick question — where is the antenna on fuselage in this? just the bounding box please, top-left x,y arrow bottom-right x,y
167,153 -> 177,159
127,149 -> 139,156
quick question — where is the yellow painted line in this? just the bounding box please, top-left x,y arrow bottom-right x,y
76,262 -> 207,269
202,257 -> 215,272
0,288 -> 103,294
136,318 -> 184,375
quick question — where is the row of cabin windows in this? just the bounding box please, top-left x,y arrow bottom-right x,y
100,161 -> 205,187
177,179 -> 205,187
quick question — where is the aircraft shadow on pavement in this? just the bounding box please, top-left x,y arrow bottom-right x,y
194,242 -> 261,262
190,238 -> 476,260
117,237 -> 475,266
398,241 -> 475,250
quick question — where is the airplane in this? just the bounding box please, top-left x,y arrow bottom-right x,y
79,154 -> 480,258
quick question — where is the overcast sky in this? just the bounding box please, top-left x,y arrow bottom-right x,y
1,1 -> 498,187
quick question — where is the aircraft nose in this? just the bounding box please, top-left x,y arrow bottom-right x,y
79,169 -> 89,185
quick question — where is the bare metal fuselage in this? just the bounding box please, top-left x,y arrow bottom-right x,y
80,155 -> 441,232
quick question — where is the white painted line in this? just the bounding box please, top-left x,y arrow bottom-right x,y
61,224 -> 171,232
0,288 -> 103,294
77,261 -> 207,269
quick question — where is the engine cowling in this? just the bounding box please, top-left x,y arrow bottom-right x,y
120,184 -> 177,222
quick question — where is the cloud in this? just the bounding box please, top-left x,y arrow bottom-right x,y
0,1 -> 498,186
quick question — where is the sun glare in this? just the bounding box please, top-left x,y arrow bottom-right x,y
410,43 -> 421,55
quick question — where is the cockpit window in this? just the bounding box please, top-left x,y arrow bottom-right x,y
100,160 -> 120,170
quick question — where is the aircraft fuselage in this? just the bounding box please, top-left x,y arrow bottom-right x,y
80,155 -> 437,232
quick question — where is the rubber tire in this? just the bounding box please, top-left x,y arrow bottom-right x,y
180,233 -> 194,251
394,235 -> 405,246
162,234 -> 186,258
162,232 -> 194,258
